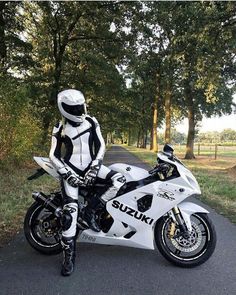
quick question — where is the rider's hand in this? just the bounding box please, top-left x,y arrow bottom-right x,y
58,167 -> 83,187
84,160 -> 101,186
67,172 -> 83,187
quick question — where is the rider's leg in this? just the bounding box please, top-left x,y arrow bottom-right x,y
83,166 -> 125,232
97,165 -> 126,202
100,173 -> 126,201
60,180 -> 78,276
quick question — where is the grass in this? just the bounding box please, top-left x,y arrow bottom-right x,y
0,144 -> 112,246
0,144 -> 235,246
0,162 -> 59,246
124,145 -> 236,224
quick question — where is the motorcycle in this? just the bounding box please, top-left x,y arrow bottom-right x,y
24,144 -> 216,268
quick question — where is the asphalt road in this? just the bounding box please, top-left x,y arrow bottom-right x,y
0,145 -> 236,295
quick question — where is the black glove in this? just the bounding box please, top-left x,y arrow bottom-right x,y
84,160 -> 101,186
58,167 -> 83,187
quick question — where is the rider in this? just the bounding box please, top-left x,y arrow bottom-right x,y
49,89 -> 125,276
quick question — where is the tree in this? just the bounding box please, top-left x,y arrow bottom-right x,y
172,2 -> 236,158
23,1 -> 133,141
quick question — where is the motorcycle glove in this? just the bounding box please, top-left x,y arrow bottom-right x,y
58,167 -> 83,187
84,159 -> 102,186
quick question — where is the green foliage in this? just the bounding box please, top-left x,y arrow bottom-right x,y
0,165 -> 58,246
197,129 -> 236,143
158,129 -> 186,145
0,1 -> 235,163
0,75 -> 45,162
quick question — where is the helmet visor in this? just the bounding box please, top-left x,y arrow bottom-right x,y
62,102 -> 85,116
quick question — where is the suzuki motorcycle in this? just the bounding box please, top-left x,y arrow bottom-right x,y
24,144 -> 216,268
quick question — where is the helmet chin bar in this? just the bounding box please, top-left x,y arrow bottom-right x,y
64,113 -> 86,124
76,114 -> 86,123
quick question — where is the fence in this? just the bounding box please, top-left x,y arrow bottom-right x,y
172,143 -> 236,159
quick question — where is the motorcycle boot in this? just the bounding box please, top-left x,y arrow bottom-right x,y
83,195 -> 101,232
83,207 -> 101,232
61,236 -> 76,276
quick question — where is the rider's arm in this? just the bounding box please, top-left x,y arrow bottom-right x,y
83,116 -> 106,186
49,121 -> 82,187
92,117 -> 106,162
85,116 -> 106,163
49,121 -> 65,170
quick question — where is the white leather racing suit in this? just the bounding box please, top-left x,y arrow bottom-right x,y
49,115 -> 124,238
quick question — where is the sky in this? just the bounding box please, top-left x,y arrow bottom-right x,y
175,96 -> 236,134
176,113 -> 236,134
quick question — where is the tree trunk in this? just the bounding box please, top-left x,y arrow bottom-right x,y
150,127 -> 153,150
137,129 -> 141,148
152,73 -> 160,152
185,106 -> 195,159
0,2 -> 6,65
144,129 -> 148,149
41,113 -> 51,147
50,65 -> 61,105
164,83 -> 171,144
128,127 -> 131,146
184,82 -> 195,159
152,102 -> 158,152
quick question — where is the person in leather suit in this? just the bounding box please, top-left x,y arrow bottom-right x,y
49,89 -> 125,276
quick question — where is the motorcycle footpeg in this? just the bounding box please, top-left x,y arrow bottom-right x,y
77,218 -> 89,230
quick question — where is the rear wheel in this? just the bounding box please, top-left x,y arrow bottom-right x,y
155,213 -> 216,267
24,202 -> 62,255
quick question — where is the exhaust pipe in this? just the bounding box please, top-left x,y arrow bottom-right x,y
32,192 -> 63,217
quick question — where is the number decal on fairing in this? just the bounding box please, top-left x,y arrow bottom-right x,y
81,234 -> 96,242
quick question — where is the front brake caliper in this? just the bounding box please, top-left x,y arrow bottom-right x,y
168,222 -> 176,238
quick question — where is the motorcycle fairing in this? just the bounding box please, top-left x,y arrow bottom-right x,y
79,177 -> 196,250
34,157 -> 60,179
34,155 -> 207,250
178,202 -> 209,231
79,153 -> 204,250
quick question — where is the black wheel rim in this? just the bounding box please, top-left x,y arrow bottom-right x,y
29,205 -> 62,248
161,214 -> 211,262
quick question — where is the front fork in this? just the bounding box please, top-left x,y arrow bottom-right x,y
169,206 -> 190,238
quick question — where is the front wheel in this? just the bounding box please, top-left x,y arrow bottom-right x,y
155,213 -> 216,268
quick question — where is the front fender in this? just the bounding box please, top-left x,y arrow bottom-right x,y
178,202 -> 209,232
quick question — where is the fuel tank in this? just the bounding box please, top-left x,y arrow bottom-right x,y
108,163 -> 149,182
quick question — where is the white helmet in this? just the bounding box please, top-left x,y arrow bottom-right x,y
57,89 -> 87,123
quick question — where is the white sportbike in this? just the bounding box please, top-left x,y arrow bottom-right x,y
24,144 -> 216,267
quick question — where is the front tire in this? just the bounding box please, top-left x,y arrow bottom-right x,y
155,213 -> 216,268
24,202 -> 62,255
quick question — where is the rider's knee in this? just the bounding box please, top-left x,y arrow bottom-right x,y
111,173 -> 126,189
61,202 -> 78,231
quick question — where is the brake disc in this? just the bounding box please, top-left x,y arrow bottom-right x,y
170,221 -> 202,253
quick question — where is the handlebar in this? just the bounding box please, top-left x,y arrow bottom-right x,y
149,163 -> 172,176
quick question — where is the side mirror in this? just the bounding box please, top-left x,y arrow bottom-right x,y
163,144 -> 174,156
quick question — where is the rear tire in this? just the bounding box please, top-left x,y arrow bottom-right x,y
155,213 -> 216,268
24,202 -> 62,255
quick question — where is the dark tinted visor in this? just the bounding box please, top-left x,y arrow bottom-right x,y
62,102 -> 85,116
